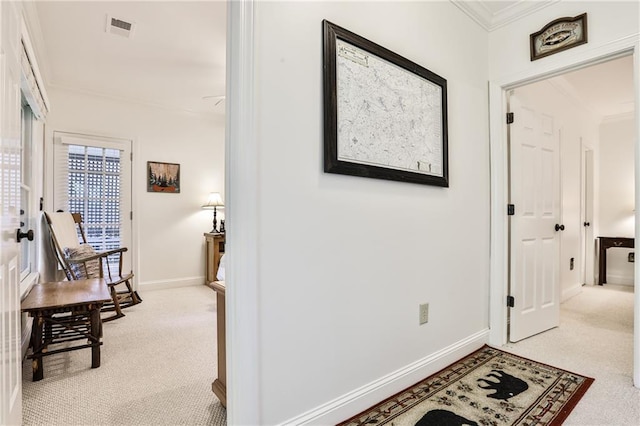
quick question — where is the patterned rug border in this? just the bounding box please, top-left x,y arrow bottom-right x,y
338,344 -> 594,426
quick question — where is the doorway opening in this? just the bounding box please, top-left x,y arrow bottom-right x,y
51,132 -> 134,276
506,54 -> 635,343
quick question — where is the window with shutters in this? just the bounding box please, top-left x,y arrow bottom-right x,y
68,145 -> 122,264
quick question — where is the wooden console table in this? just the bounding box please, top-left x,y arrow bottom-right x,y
21,278 -> 111,381
598,236 -> 634,286
204,233 -> 225,288
211,281 -> 227,407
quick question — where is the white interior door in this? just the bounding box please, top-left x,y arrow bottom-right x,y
1,1 -> 24,424
581,147 -> 595,285
508,92 -> 561,342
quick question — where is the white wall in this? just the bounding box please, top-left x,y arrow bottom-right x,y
247,1 -> 490,423
599,117 -> 635,285
489,1 -> 639,83
513,79 -> 600,299
43,87 -> 225,290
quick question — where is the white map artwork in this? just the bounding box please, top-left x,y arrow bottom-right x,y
336,39 -> 443,176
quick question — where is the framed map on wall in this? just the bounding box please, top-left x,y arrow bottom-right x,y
322,20 -> 449,187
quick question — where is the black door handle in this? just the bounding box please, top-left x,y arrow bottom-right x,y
583,222 -> 590,227
16,229 -> 34,242
555,224 -> 565,232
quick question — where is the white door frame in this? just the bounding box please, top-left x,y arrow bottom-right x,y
226,0 -> 260,424
580,143 -> 595,286
489,38 -> 640,387
47,130 -> 136,286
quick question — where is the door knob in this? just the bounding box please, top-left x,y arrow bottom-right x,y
583,222 -> 590,227
16,229 -> 34,242
555,224 -> 565,232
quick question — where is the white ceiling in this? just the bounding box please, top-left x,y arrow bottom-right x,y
27,1 -> 633,119
29,0 -> 227,115
549,55 -> 635,119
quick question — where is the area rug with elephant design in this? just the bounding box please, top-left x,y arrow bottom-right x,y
339,345 -> 593,426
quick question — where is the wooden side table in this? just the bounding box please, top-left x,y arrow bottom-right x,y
598,236 -> 634,285
211,281 -> 227,407
204,233 -> 225,288
21,278 -> 111,381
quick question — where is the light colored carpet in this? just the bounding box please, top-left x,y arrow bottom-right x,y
505,284 -> 640,425
23,283 -> 639,425
22,285 -> 227,426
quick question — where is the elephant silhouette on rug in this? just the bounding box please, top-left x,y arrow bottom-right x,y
415,409 -> 478,426
477,369 -> 529,401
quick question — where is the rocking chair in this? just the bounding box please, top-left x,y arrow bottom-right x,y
44,211 -> 142,321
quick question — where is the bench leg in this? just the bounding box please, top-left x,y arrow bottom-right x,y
90,307 -> 101,368
31,315 -> 45,381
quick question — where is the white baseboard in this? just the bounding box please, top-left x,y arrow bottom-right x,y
602,274 -> 634,286
138,276 -> 205,292
279,329 -> 490,426
561,284 -> 583,302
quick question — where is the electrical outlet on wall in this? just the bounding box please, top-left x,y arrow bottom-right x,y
419,303 -> 429,325
629,252 -> 635,263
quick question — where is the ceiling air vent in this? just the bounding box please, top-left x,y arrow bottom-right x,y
106,15 -> 136,39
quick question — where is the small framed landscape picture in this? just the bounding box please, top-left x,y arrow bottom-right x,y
147,161 -> 180,193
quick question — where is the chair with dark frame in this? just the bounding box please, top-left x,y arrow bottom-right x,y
44,211 -> 142,321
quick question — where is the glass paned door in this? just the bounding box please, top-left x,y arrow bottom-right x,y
53,133 -> 133,276
20,102 -> 33,279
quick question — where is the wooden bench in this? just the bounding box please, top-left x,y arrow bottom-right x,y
21,278 -> 111,381
211,281 -> 227,407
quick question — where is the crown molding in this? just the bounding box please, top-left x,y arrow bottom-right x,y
450,0 -> 493,31
48,82 -> 224,118
547,77 -> 635,125
546,75 -> 602,120
451,0 -> 559,32
601,111 -> 635,124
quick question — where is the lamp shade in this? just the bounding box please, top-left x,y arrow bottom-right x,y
202,192 -> 224,209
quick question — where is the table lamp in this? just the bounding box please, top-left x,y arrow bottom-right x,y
202,192 -> 224,233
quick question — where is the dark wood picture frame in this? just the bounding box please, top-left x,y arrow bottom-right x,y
147,161 -> 180,193
530,13 -> 588,61
323,20 -> 449,187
